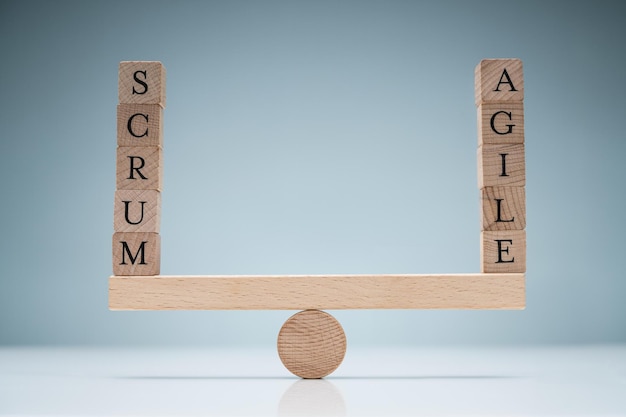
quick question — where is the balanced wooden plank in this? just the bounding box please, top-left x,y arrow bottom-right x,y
109,273 -> 525,310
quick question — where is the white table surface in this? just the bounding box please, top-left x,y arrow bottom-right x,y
1,345 -> 625,416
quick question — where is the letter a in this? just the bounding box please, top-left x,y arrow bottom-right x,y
494,69 -> 517,92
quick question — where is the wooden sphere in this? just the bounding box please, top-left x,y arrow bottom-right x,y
277,310 -> 347,379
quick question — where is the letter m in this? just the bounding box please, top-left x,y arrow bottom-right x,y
120,241 -> 148,265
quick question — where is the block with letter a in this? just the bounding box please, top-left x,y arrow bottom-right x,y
475,59 -> 523,104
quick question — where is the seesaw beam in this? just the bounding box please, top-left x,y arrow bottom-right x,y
109,273 -> 525,310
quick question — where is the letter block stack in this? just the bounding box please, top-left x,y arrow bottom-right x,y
475,59 -> 526,273
113,61 -> 165,275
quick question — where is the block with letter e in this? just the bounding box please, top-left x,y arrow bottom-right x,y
481,230 -> 526,273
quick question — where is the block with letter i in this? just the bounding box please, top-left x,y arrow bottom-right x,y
475,59 -> 526,273
113,61 -> 165,276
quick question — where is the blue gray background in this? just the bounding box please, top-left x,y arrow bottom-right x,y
1,0 -> 624,346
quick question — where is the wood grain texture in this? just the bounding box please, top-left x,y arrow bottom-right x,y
475,59 -> 523,105
116,146 -> 163,191
117,104 -> 163,147
109,273 -> 525,310
478,102 -> 524,146
118,61 -> 166,107
481,231 -> 526,273
481,186 -> 525,231
277,310 -> 346,379
478,144 -> 525,189
112,232 -> 161,276
113,190 -> 161,233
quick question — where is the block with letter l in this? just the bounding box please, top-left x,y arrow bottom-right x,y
481,186 -> 525,231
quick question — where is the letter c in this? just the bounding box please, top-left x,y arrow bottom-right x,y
127,113 -> 149,138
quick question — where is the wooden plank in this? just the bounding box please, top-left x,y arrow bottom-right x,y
475,58 -> 523,104
481,231 -> 526,273
478,144 -> 525,189
109,273 -> 525,310
478,102 -> 524,146
117,104 -> 163,147
481,186 -> 526,231
119,61 -> 166,107
112,232 -> 161,276
113,190 -> 161,233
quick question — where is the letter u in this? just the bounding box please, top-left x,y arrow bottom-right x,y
123,200 -> 146,225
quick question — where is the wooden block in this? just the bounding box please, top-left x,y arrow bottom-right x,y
478,102 -> 524,146
109,273 -> 526,310
117,104 -> 163,147
112,232 -> 160,276
475,59 -> 523,105
481,231 -> 526,273
481,186 -> 525,231
116,146 -> 163,191
277,310 -> 346,379
118,61 -> 166,107
478,144 -> 525,188
113,190 -> 161,233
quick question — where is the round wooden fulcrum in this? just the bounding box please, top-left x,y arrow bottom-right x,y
277,310 -> 347,379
